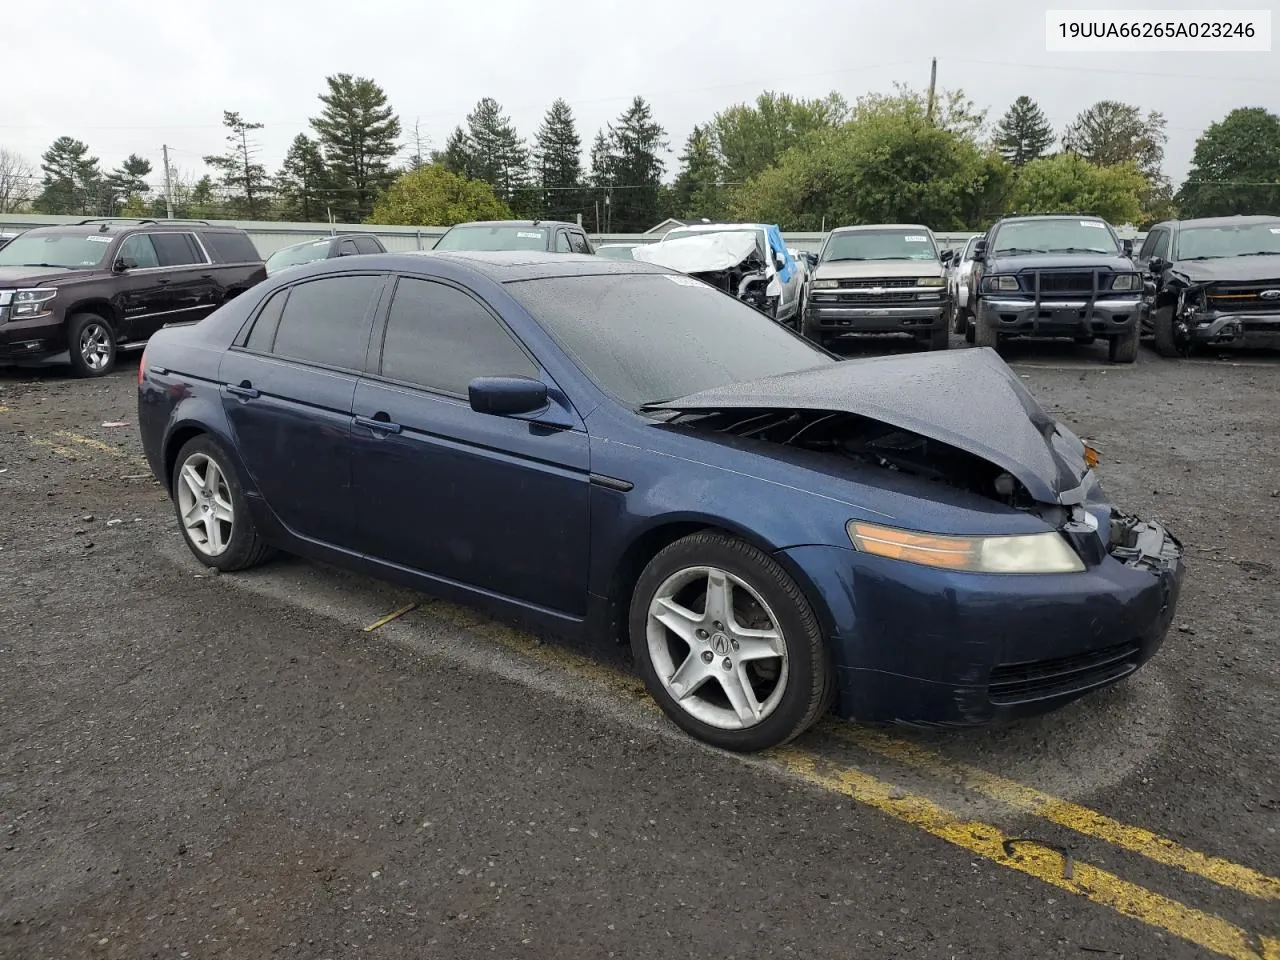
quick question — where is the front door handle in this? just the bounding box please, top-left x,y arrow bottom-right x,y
226,382 -> 259,399
354,414 -> 402,435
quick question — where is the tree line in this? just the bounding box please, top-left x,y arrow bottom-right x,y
4,75 -> 1279,232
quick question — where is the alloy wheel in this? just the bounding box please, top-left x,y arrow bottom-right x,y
175,453 -> 234,556
79,322 -> 112,372
645,565 -> 789,730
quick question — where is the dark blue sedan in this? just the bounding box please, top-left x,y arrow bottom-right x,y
137,252 -> 1185,752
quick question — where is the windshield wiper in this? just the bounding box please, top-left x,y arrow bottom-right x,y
1047,247 -> 1112,254
1234,251 -> 1280,257
638,394 -> 691,411
17,262 -> 62,268
1180,256 -> 1221,261
825,256 -> 867,262
994,247 -> 1048,255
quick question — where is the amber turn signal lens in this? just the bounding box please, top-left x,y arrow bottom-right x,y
847,522 -> 1086,574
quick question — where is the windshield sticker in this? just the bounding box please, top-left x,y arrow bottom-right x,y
1080,221 -> 1107,228
86,235 -> 112,243
905,235 -> 928,242
1270,228 -> 1280,234
516,231 -> 545,239
664,274 -> 706,288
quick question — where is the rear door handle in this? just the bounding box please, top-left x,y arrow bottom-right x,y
354,414 -> 402,434
226,382 -> 259,399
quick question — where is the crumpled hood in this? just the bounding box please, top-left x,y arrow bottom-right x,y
814,259 -> 942,281
632,232 -> 762,275
650,347 -> 1093,506
1171,255 -> 1280,284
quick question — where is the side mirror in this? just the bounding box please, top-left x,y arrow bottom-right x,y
1143,280 -> 1157,296
940,249 -> 955,264
113,256 -> 137,272
468,376 -> 548,417
972,240 -> 987,262
1122,239 -> 1134,257
1149,257 -> 1171,274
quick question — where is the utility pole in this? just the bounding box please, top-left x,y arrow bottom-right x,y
161,144 -> 174,219
926,58 -> 937,124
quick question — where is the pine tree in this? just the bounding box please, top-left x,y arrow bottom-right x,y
993,96 -> 1054,168
203,111 -> 270,219
101,154 -> 153,215
590,97 -> 667,233
436,127 -> 473,177
670,124 -> 724,219
34,136 -> 101,215
311,74 -> 402,221
532,98 -> 583,219
275,134 -> 328,222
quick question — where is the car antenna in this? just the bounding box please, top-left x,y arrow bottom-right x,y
99,224 -> 110,233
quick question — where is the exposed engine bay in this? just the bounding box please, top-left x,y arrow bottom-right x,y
633,231 -> 772,313
668,407 -> 1039,509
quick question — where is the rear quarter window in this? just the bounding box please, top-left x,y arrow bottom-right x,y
201,230 -> 263,264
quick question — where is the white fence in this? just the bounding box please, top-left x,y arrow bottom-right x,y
0,212 -> 1146,258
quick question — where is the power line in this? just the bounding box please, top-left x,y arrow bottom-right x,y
946,56 -> 1275,86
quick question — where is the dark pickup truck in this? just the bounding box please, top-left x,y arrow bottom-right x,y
970,214 -> 1143,363
1136,215 -> 1280,355
0,218 -> 266,377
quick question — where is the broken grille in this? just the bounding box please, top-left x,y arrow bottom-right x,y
1206,283 -> 1280,312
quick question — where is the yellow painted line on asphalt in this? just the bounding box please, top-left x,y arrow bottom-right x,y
26,437 -> 77,458
0,404 -> 9,414
832,725 -> 1280,902
53,430 -> 126,457
396,602 -> 1280,957
774,749 -> 1280,960
362,602 -> 418,633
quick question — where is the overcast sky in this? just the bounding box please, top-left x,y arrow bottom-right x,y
4,0 -> 1276,196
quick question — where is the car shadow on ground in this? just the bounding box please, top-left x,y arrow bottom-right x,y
0,352 -> 142,384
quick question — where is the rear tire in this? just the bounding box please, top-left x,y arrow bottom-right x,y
171,434 -> 274,572
66,312 -> 117,378
925,325 -> 950,351
1108,329 -> 1139,364
1152,307 -> 1180,358
974,314 -> 1000,351
629,532 -> 833,752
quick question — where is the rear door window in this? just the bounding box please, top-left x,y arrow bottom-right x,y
270,274 -> 383,370
554,231 -> 572,253
338,239 -> 360,257
569,232 -> 590,254
200,230 -> 261,263
152,233 -> 204,266
377,277 -> 537,396
354,237 -> 383,254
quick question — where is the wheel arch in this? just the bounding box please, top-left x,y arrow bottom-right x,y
66,298 -> 121,329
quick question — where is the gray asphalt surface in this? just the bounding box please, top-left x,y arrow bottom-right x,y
1,336 -> 1277,960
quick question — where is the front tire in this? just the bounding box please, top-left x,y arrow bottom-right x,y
630,532 -> 832,752
66,312 -> 117,378
1108,328 -> 1139,364
974,314 -> 1000,351
925,324 -> 950,351
171,435 -> 274,571
1152,307 -> 1180,357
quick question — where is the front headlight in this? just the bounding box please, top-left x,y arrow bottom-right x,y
983,275 -> 1020,292
847,521 -> 1085,574
10,288 -> 57,319
812,279 -> 837,290
916,277 -> 945,287
1110,273 -> 1140,292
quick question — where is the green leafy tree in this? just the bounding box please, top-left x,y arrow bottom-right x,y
669,124 -> 727,220
311,74 -> 402,221
368,164 -> 511,225
532,98 -> 583,220
853,84 -> 988,143
1061,100 -> 1166,179
1177,107 -> 1280,218
711,91 -> 848,184
589,96 -> 668,233
34,136 -> 101,215
203,111 -> 270,219
275,134 -> 328,222
1009,153 -> 1146,224
731,106 -> 1004,230
994,96 -> 1054,167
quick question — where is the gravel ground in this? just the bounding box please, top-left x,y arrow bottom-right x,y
1,337 -> 1277,960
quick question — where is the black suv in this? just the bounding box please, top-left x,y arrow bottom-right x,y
1136,215 -> 1280,355
431,220 -> 594,254
970,214 -> 1143,363
0,218 -> 266,377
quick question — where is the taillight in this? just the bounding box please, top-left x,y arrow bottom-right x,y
138,344 -> 148,386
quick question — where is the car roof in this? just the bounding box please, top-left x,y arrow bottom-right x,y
295,250 -> 672,282
1166,215 -> 1280,229
828,224 -> 932,234
666,222 -> 767,232
445,220 -> 581,230
996,214 -> 1109,223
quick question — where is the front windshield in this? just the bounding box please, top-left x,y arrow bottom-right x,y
596,245 -> 637,260
506,272 -> 832,408
821,230 -> 938,262
0,231 -> 112,269
434,225 -> 549,251
266,240 -> 331,273
991,219 -> 1119,255
1177,222 -> 1280,260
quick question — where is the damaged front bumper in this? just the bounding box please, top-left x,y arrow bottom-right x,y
981,297 -> 1142,338
778,508 -> 1184,726
1179,307 -> 1280,348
